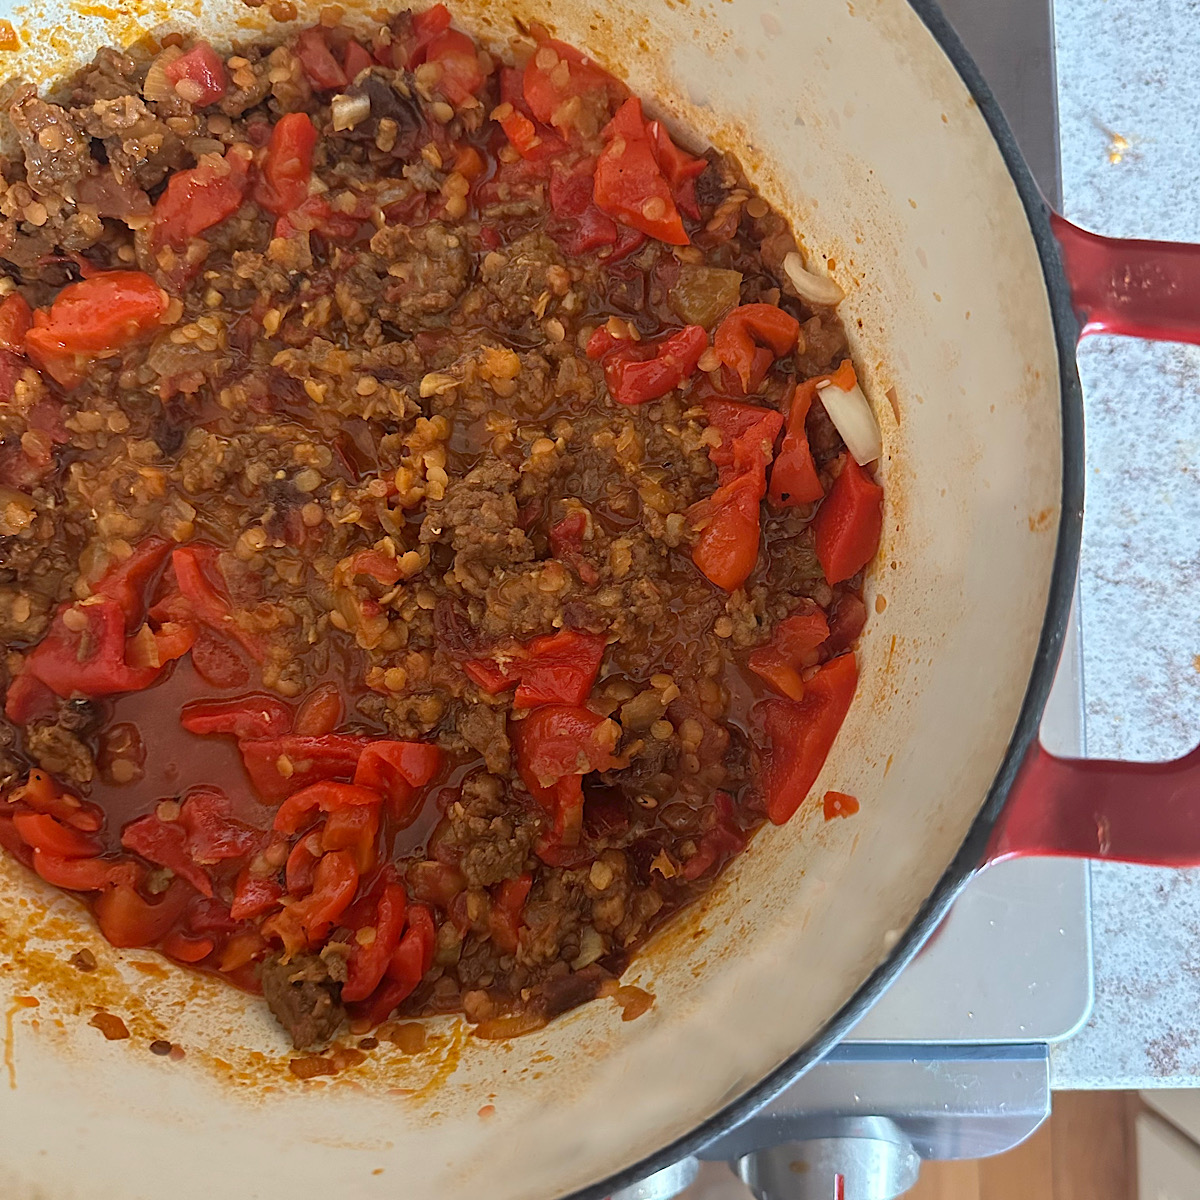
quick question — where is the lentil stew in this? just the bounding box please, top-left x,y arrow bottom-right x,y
0,6 -> 884,1049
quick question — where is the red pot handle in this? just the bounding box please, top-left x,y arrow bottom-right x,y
988,212 -> 1200,865
1050,211 -> 1200,344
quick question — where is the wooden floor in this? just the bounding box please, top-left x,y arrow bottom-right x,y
908,1092 -> 1139,1200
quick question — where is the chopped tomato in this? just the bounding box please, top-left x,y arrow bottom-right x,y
688,470 -> 762,592
12,811 -> 101,859
26,272 -> 169,387
811,457 -> 884,584
263,849 -> 358,955
295,28 -> 348,91
33,850 -> 137,891
488,873 -> 532,954
425,28 -> 484,105
522,35 -> 624,134
239,734 -> 371,802
713,304 -> 801,393
513,704 -> 626,800
273,780 -> 382,835
702,398 -> 784,486
343,881 -> 407,1002
343,39 -> 373,79
230,868 -> 283,920
164,40 -> 227,106
769,379 -> 825,506
464,629 -> 607,708
181,694 -> 293,740
760,652 -> 858,824
681,794 -> 746,880
594,97 -> 689,245
95,879 -> 192,949
588,323 -> 708,405
257,112 -> 318,217
151,148 -> 250,250
349,549 -> 403,586
0,292 -> 31,354
353,741 -> 441,821
748,603 -> 830,700
391,2 -> 452,69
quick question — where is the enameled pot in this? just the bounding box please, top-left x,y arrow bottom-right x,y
1,1 -> 1197,1197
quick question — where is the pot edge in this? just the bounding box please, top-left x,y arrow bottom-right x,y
565,2 -> 1087,1196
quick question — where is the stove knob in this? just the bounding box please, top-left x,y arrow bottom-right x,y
736,1125 -> 920,1200
608,1156 -> 700,1200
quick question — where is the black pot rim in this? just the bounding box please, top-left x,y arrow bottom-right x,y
567,1 -> 1086,1196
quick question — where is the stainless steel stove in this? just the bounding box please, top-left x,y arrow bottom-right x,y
611,2 -> 1093,1197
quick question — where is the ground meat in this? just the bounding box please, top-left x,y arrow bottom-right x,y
371,221 -> 472,325
24,721 -> 95,784
0,9 -> 875,1041
8,91 -> 94,197
260,950 -> 348,1050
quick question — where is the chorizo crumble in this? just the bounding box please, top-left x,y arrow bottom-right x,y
0,6 -> 883,1049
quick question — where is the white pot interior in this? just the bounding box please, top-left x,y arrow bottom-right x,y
0,0 -> 1063,1196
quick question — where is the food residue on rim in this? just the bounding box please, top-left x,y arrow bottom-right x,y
89,1011 -> 130,1040
5,995 -> 40,1089
613,986 -> 654,1022
823,791 -> 859,820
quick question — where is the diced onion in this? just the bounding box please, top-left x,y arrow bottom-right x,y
331,91 -> 371,132
817,377 -> 882,464
142,46 -> 183,105
782,250 -> 845,307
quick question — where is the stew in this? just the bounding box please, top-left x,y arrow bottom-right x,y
0,6 -> 883,1049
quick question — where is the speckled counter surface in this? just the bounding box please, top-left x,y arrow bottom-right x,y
1048,0 -> 1200,1088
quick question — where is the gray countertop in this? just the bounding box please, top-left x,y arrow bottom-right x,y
1049,0 -> 1200,1089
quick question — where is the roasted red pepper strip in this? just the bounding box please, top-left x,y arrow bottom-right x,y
522,34 -> 625,133
257,112 -> 318,217
169,545 -> 267,662
513,705 -> 626,801
151,147 -> 250,250
273,780 -> 383,835
121,814 -> 214,897
587,324 -> 708,406
95,879 -> 192,949
181,694 -> 293,740
343,39 -> 373,79
13,811 -> 101,859
768,379 -> 825,506
811,457 -> 884,585
681,794 -> 746,880
689,400 -> 784,592
464,629 -> 606,708
93,537 -> 173,631
230,868 -> 284,920
353,741 -> 442,821
594,97 -> 689,245
748,603 -> 830,701
240,734 -> 371,802
713,304 -> 801,393
33,851 -> 138,891
26,272 -> 169,387
323,803 -> 381,874
164,40 -> 228,105
263,849 -> 358,956
343,881 -> 408,1002
760,653 -> 858,824
488,873 -> 532,954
